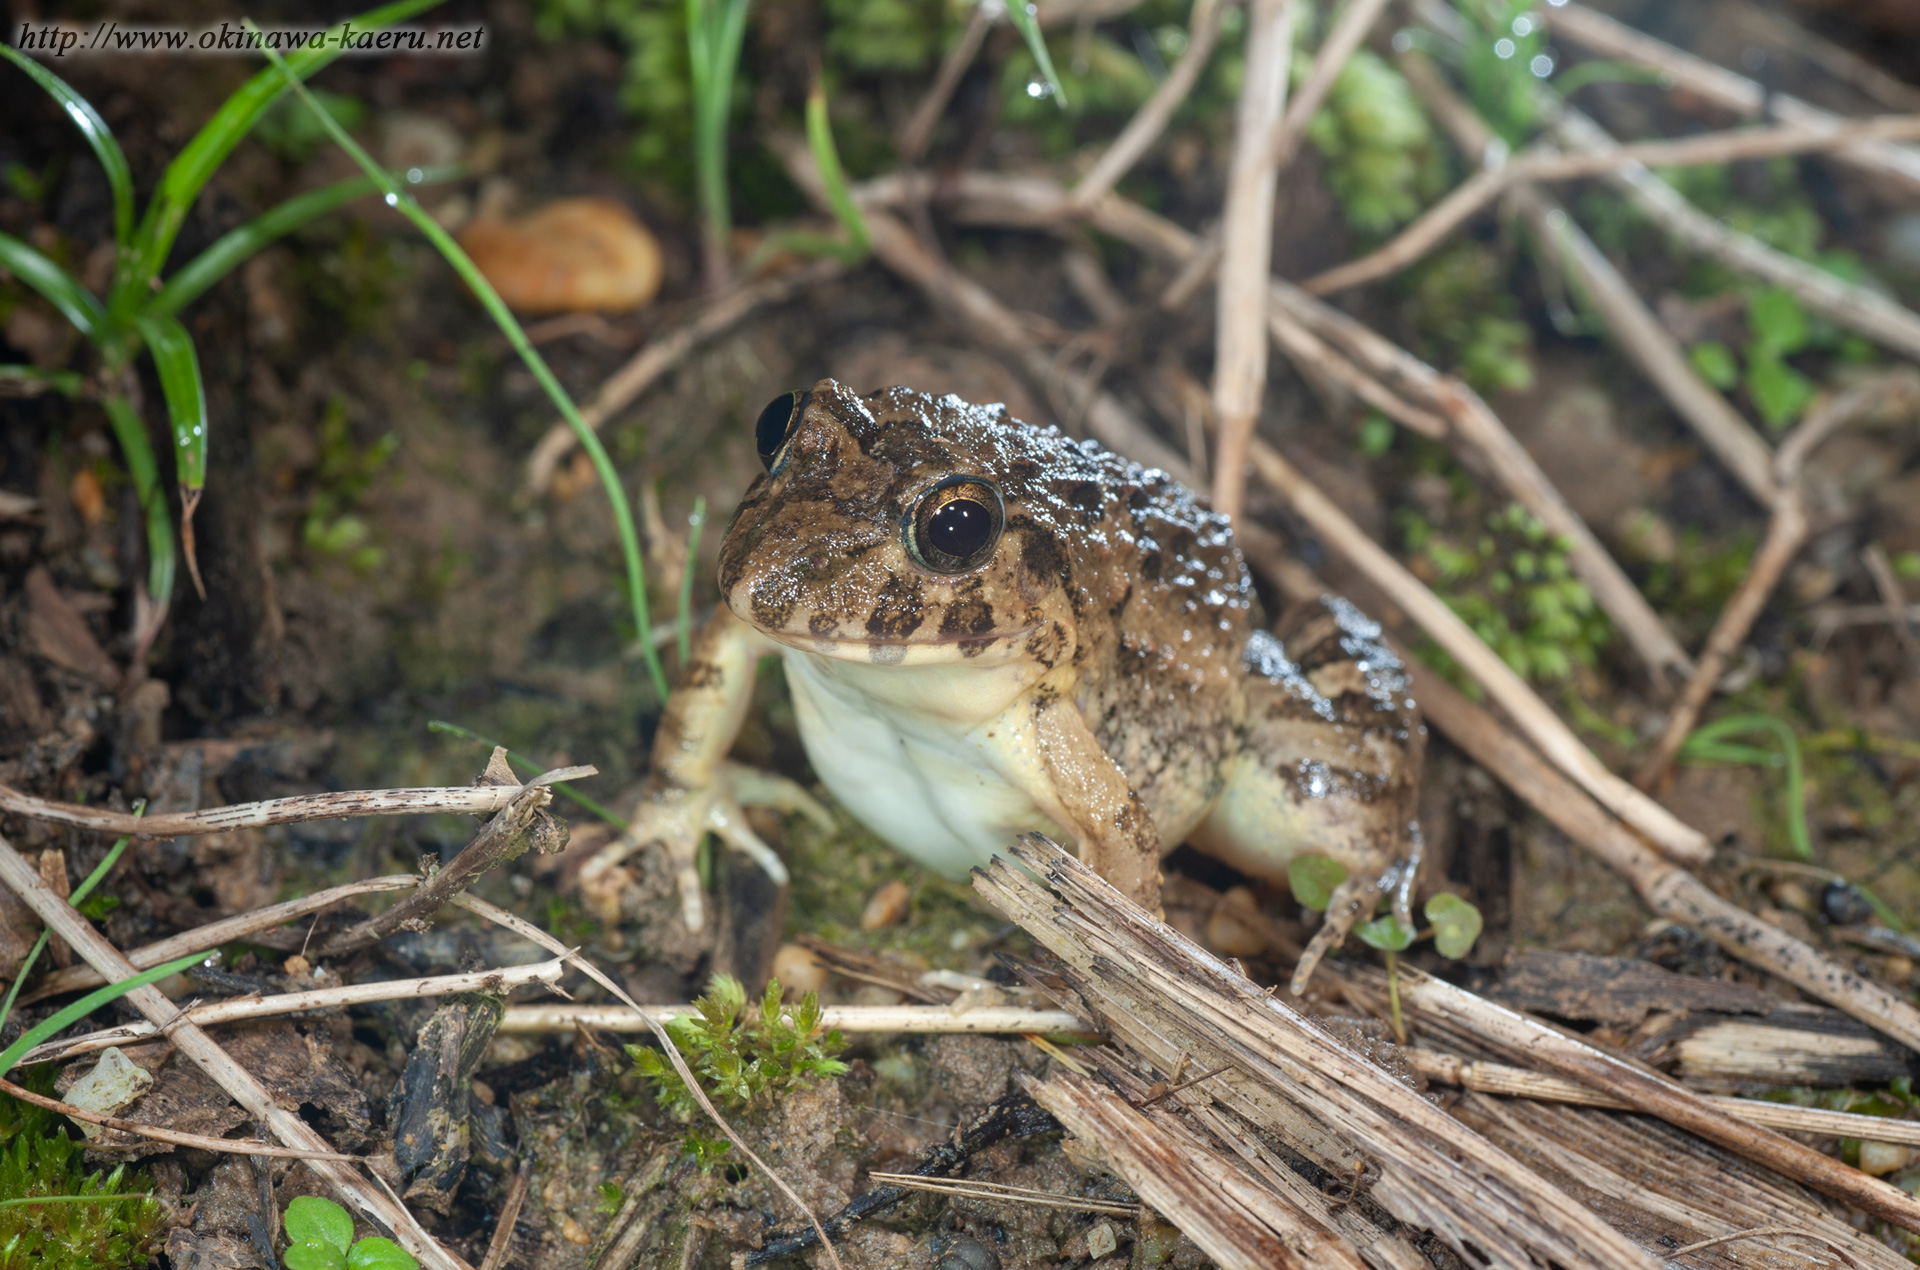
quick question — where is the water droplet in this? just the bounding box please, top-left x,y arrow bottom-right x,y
384,192 -> 399,207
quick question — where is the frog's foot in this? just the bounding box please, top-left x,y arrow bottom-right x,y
578,764 -> 828,931
1288,868 -> 1407,996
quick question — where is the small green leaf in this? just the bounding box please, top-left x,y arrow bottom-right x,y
1745,351 -> 1814,430
285,1196 -> 355,1254
1424,893 -> 1484,959
1748,287 -> 1808,355
1355,913 -> 1416,952
285,1242 -> 348,1270
1288,854 -> 1347,912
346,1237 -> 419,1270
805,79 -> 869,257
1688,340 -> 1738,390
0,45 -> 135,245
1003,0 -> 1067,110
0,230 -> 105,340
133,314 -> 208,490
1357,413 -> 1394,457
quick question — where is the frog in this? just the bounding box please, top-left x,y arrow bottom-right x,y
579,378 -> 1424,988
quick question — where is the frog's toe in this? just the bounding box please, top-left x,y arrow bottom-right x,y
707,796 -> 791,886
717,761 -> 835,833
1289,876 -> 1372,996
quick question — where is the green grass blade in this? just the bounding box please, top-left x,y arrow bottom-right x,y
687,0 -> 753,266
426,721 -> 629,828
149,166 -> 459,320
805,81 -> 870,256
1002,0 -> 1067,110
102,394 -> 177,607
0,231 -> 105,340
0,950 -> 204,1079
0,365 -> 84,397
0,45 -> 135,244
118,0 -> 445,314
132,315 -> 208,492
254,31 -> 672,702
0,809 -> 143,1037
1681,713 -> 1811,860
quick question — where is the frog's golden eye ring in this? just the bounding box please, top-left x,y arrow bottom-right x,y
905,477 -> 1005,575
755,390 -> 809,473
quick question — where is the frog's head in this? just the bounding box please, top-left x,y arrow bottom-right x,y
717,379 -> 1080,669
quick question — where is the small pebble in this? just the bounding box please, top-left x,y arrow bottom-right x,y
1860,1140 -> 1913,1176
1205,885 -> 1268,958
457,197 -> 662,314
1820,878 -> 1875,927
931,1234 -> 999,1270
1086,1221 -> 1118,1259
772,942 -> 829,996
861,879 -> 911,931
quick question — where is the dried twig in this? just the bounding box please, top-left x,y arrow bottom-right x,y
1549,106 -> 1920,366
1636,373 -> 1920,789
0,768 -> 595,839
1265,0 -> 1390,173
1263,285 -> 1447,439
1541,1 -> 1920,195
1069,0 -> 1232,208
478,1161 -> 532,1270
0,833 -> 461,1270
1301,113 -> 1920,297
1668,1227 -> 1865,1268
26,876 -> 417,1002
1863,544 -> 1920,673
18,959 -> 569,1067
1401,972 -> 1920,1233
0,1074 -> 361,1159
1397,49 -> 1782,508
1209,0 -> 1294,524
523,260 -> 845,494
494,1003 -> 1085,1034
1398,655 -> 1920,1053
447,894 -> 846,1270
1408,1049 -> 1920,1147
863,1171 -> 1138,1216
896,1 -> 992,162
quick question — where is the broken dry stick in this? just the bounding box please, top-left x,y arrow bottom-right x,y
0,1074 -> 360,1159
493,1003 -> 1088,1034
1407,1049 -> 1920,1147
1401,973 -> 1920,1234
0,768 -> 595,838
17,959 -> 570,1066
1070,0 -> 1232,209
0,832 -> 461,1270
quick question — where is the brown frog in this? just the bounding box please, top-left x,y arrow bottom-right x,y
580,379 -> 1423,985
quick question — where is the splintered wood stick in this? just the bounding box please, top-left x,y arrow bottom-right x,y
1070,0 -> 1233,208
1209,0 -> 1293,526
494,1003 -> 1087,1035
1406,1049 -> 1920,1147
1542,1 -> 1920,195
0,832 -> 462,1270
1636,372 -> 1920,789
0,767 -> 595,838
17,959 -> 570,1067
1401,973 -> 1920,1234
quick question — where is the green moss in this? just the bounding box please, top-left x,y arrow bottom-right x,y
0,1071 -> 165,1270
1404,244 -> 1535,394
628,975 -> 848,1129
1304,49 -> 1439,235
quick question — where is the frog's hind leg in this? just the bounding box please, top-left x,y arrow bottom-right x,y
1188,597 -> 1425,993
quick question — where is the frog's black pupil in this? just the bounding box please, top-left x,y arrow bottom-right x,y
927,498 -> 992,558
755,391 -> 805,469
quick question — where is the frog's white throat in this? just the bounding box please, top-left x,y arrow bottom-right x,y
776,646 -> 1067,880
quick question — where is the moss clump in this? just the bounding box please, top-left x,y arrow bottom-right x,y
0,1072 -> 166,1270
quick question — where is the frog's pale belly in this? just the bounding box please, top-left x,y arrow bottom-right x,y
778,648 -> 1067,879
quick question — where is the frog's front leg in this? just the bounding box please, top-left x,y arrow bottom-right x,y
1029,679 -> 1164,914
579,606 -> 826,930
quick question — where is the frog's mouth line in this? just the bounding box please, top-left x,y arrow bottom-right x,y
755,622 -> 1041,661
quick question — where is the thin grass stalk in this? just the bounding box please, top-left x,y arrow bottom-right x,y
247,27 -> 672,702
689,0 -> 753,293
0,805 -> 142,1035
676,496 -> 708,665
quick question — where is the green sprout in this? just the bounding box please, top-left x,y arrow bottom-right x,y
0,803 -> 144,1038
282,1195 -> 418,1270
0,1 -> 443,625
1290,854 -> 1483,1041
628,974 -> 848,1134
1305,49 -> 1438,235
686,0 -> 753,288
1680,713 -> 1812,860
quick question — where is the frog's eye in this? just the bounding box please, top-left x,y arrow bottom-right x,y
755,390 -> 809,473
906,477 -> 1005,574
